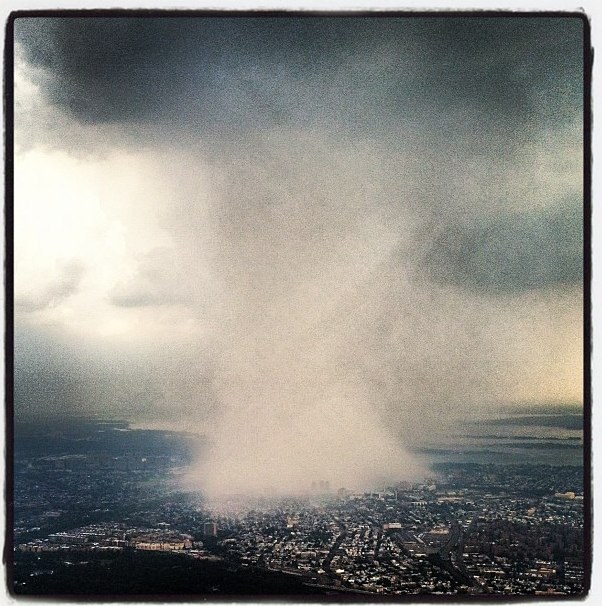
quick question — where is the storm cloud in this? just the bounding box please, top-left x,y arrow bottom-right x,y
426,200 -> 583,293
13,14 -> 585,496
15,17 -> 582,137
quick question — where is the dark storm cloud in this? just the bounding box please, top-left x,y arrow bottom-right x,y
425,201 -> 582,293
15,17 -> 356,125
15,16 -> 583,134
412,17 -> 583,126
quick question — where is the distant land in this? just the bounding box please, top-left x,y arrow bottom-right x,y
414,403 -> 584,467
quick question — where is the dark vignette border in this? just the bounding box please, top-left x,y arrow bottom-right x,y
4,9 -> 15,599
582,9 -> 593,600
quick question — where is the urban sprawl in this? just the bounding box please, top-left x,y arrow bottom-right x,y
14,439 -> 585,597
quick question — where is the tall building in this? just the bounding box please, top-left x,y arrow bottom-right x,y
203,521 -> 218,537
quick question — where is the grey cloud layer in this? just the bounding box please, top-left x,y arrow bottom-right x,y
15,17 -> 583,135
426,201 -> 583,293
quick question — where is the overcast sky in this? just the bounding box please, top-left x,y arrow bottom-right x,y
13,15 -> 584,494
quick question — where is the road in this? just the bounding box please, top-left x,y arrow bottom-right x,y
321,522 -> 348,584
428,518 -> 476,587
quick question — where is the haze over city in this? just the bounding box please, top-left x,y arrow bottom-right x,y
14,17 -> 583,497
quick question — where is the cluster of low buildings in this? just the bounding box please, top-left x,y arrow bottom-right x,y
207,466 -> 585,595
17,522 -> 198,555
